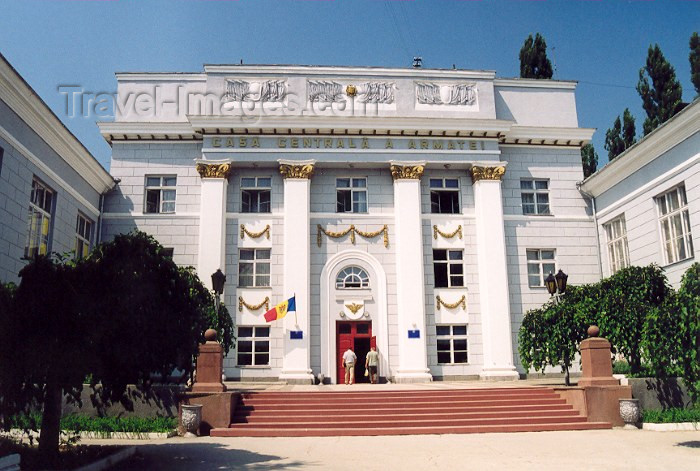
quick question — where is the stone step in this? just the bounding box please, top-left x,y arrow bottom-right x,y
238,397 -> 568,410
212,421 -> 612,437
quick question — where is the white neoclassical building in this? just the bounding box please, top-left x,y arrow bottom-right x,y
98,64 -> 599,384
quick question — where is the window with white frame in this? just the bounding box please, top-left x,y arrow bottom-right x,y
145,176 -> 176,214
237,326 -> 270,366
241,177 -> 271,213
604,215 -> 630,274
433,249 -> 464,288
74,213 -> 93,260
25,178 -> 54,258
436,325 -> 468,364
527,249 -> 556,287
336,266 -> 370,289
656,185 -> 694,264
336,177 -> 367,213
238,248 -> 271,287
520,179 -> 550,215
430,178 -> 460,214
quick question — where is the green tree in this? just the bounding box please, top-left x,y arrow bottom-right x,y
597,265 -> 671,375
678,263 -> 700,401
604,109 -> 637,161
0,232 -> 214,461
580,144 -> 598,178
637,44 -> 683,135
519,33 -> 554,79
690,32 -> 700,96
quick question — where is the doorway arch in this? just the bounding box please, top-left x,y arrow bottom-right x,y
320,250 -> 389,384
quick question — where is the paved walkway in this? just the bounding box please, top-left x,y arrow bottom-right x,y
103,429 -> 699,470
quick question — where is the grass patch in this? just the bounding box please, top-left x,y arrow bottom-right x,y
642,407 -> 700,423
0,437 -> 123,470
7,413 -> 177,433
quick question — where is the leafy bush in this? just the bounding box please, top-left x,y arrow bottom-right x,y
677,263 -> 700,401
7,412 -> 177,433
642,407 -> 700,423
612,360 -> 630,375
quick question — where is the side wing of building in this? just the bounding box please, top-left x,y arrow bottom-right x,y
581,100 -> 699,288
0,54 -> 113,283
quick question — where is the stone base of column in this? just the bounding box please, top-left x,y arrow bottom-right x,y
479,367 -> 520,381
394,369 -> 433,383
279,370 -> 315,385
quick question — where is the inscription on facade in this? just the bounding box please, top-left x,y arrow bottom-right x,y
207,136 -> 484,151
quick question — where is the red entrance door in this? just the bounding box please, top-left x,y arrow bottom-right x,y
336,321 -> 372,384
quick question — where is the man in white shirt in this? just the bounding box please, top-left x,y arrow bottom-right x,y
342,347 -> 357,385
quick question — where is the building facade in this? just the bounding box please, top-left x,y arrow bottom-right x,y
580,99 -> 700,288
97,64 -> 598,383
0,54 -> 114,283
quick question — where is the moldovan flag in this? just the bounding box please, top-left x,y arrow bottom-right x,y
264,296 -> 296,322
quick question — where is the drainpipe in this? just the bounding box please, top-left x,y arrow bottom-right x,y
97,178 -> 120,245
577,183 -> 604,279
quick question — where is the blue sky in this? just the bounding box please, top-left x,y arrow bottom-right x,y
0,0 -> 697,170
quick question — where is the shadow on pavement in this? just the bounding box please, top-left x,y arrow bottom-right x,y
109,442 -> 314,470
675,441 -> 700,449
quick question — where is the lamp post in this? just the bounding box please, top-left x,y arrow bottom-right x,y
545,269 -> 568,304
545,269 -> 571,385
211,269 -> 226,313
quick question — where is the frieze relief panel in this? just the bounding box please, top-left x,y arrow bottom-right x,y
307,80 -> 344,103
224,79 -> 287,102
416,82 -> 478,107
306,80 -> 396,105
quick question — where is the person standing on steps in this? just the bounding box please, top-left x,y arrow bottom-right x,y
342,346 -> 357,385
365,346 -> 379,384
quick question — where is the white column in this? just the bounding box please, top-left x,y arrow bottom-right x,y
196,160 -> 232,290
472,165 -> 519,380
278,160 -> 315,384
391,163 -> 432,383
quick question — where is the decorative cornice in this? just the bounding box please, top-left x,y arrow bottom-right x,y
279,163 -> 315,179
470,165 -> 505,183
196,162 -> 232,178
0,55 -> 114,193
390,164 -> 424,180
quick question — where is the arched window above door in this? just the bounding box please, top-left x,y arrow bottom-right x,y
335,266 -> 370,289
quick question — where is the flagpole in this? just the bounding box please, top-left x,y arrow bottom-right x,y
294,292 -> 298,326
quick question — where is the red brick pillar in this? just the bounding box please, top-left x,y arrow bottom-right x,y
192,329 -> 226,393
578,326 -> 619,387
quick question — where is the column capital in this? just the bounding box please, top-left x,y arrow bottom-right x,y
390,163 -> 425,180
195,159 -> 232,179
278,160 -> 316,179
470,165 -> 506,183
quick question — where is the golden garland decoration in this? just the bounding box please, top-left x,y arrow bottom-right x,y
240,224 -> 271,240
317,224 -> 389,248
436,294 -> 466,311
238,296 -> 270,313
433,225 -> 463,240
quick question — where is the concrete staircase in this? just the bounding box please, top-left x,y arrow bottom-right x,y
210,387 -> 612,437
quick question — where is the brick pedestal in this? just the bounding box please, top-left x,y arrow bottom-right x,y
192,339 -> 226,393
578,331 -> 619,387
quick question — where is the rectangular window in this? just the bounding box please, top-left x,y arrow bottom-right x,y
433,249 -> 464,288
526,249 -> 556,287
237,326 -> 270,366
74,213 -> 93,260
436,325 -> 468,364
238,248 -> 271,287
604,215 -> 630,274
161,248 -> 174,259
144,176 -> 177,214
241,177 -> 271,213
656,185 -> 694,264
430,178 -> 460,214
336,177 -> 367,213
25,178 -> 54,258
0,146 -> 4,177
520,179 -> 550,215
